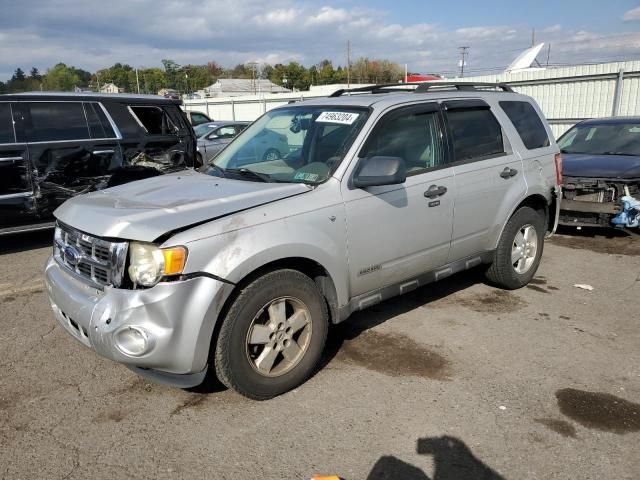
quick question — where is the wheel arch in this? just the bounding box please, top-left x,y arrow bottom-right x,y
215,256 -> 340,338
493,193 -> 549,250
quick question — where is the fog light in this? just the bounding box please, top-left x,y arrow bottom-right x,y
114,327 -> 152,357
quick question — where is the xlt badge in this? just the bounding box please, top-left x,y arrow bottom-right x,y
359,264 -> 381,276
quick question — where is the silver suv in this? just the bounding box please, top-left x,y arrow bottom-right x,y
45,82 -> 562,399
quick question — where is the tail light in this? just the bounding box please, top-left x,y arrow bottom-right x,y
554,153 -> 563,185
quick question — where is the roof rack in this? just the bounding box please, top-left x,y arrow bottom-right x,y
329,81 -> 513,97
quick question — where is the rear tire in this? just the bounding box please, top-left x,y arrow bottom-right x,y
214,269 -> 328,400
486,206 -> 545,289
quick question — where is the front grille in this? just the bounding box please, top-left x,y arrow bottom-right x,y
53,223 -> 128,288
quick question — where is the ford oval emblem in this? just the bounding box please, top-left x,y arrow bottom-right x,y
64,245 -> 81,266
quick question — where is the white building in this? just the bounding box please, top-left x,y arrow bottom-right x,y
201,79 -> 290,98
99,82 -> 123,94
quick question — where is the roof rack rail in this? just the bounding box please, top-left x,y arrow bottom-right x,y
414,81 -> 513,92
329,81 -> 513,97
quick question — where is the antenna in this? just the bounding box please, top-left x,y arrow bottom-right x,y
458,46 -> 469,78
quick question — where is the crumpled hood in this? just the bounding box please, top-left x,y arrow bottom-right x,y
563,153 -> 640,179
54,170 -> 310,241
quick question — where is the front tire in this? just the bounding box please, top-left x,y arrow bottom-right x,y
486,206 -> 545,289
214,269 -> 328,400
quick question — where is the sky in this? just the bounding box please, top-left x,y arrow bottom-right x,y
1,0 -> 639,82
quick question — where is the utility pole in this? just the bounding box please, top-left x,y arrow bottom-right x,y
531,28 -> 536,47
347,40 -> 351,89
458,46 -> 469,78
546,43 -> 551,67
135,68 -> 140,94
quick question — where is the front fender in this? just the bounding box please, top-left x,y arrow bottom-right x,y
179,210 -> 350,307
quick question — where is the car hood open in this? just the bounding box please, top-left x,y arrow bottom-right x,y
562,153 -> 640,179
54,170 -> 311,242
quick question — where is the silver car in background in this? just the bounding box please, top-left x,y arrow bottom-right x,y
195,121 -> 249,165
45,82 -> 562,400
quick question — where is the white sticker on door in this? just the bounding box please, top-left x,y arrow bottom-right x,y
316,111 -> 360,125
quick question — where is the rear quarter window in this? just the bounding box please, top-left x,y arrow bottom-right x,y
500,101 -> 550,150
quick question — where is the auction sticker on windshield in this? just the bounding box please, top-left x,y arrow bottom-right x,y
316,111 -> 360,125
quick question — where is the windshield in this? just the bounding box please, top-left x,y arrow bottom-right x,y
206,106 -> 369,184
558,122 -> 640,156
194,123 -> 218,138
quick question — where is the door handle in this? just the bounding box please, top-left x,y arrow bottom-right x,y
500,167 -> 518,179
424,185 -> 448,199
92,149 -> 115,155
0,156 -> 23,163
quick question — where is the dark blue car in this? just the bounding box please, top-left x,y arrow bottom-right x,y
558,117 -> 640,228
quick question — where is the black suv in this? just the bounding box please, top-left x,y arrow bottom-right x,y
0,93 -> 196,235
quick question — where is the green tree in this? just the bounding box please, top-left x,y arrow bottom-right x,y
12,68 -> 26,82
29,67 -> 41,80
317,59 -> 335,85
161,59 -> 180,89
42,63 -> 81,91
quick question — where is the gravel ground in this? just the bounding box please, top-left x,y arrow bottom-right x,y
1,228 -> 639,480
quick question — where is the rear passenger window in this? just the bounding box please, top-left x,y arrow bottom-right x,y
500,101 -> 550,149
84,102 -> 117,139
27,102 -> 90,142
129,106 -> 177,135
0,104 -> 15,144
361,107 -> 444,175
447,108 -> 504,162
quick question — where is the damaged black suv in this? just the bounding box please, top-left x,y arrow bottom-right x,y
0,92 -> 196,235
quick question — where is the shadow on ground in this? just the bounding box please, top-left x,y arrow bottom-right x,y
367,435 -> 505,480
0,230 -> 53,255
320,267 -> 487,371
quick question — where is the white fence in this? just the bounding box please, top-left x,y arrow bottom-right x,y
183,61 -> 640,138
462,60 -> 640,137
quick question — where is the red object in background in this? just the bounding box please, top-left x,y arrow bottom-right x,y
404,74 -> 442,83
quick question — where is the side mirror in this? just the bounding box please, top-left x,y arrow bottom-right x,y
207,134 -> 219,140
352,156 -> 406,188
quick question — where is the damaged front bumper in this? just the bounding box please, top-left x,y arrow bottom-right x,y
44,256 -> 231,387
560,177 -> 639,228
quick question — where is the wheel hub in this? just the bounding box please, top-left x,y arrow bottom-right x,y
245,296 -> 312,377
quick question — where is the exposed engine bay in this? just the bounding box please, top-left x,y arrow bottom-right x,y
560,176 -> 640,228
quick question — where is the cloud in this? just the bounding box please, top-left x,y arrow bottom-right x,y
543,24 -> 562,33
623,6 -> 640,21
0,0 -> 639,81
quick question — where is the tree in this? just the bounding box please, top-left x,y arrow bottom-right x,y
12,68 -> 26,82
29,67 -> 41,80
316,59 -> 336,85
161,59 -> 180,89
207,61 -> 224,80
42,63 -> 81,91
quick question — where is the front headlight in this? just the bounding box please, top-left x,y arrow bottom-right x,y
128,242 -> 188,287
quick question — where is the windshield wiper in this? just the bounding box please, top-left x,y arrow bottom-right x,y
225,168 -> 271,183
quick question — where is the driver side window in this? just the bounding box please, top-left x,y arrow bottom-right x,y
361,106 -> 445,176
215,126 -> 236,139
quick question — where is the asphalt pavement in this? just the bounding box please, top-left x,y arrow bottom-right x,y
1,228 -> 639,479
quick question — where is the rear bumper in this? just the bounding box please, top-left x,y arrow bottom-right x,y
45,256 -> 231,385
